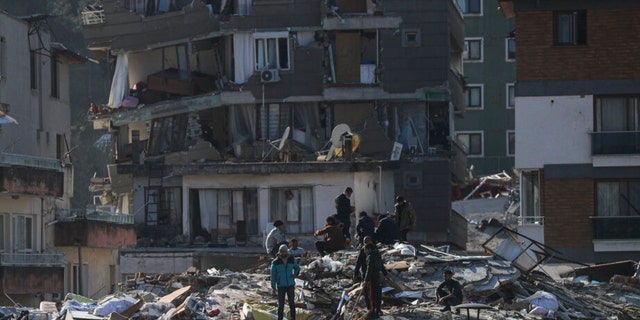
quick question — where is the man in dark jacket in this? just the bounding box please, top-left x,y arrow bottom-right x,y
271,244 -> 300,320
362,243 -> 389,318
353,236 -> 373,282
436,269 -> 463,313
335,187 -> 354,240
356,211 -> 375,247
374,214 -> 400,245
314,216 -> 345,256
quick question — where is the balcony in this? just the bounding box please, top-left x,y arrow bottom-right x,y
0,253 -> 66,266
0,152 -> 63,171
591,131 -> 640,155
81,4 -> 105,25
591,216 -> 640,240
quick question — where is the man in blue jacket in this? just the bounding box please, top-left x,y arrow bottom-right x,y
271,244 -> 300,320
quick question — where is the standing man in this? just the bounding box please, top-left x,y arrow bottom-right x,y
356,211 -> 375,247
265,220 -> 288,257
436,270 -> 463,313
361,243 -> 389,318
353,236 -> 373,282
392,196 -> 415,242
271,244 -> 300,320
335,187 -> 355,241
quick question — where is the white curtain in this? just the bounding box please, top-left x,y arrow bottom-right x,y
233,33 -> 255,83
294,103 -> 321,150
107,54 -> 129,109
237,0 -> 253,15
233,190 -> 245,221
198,190 -> 218,232
230,104 -> 256,145
300,188 -> 313,232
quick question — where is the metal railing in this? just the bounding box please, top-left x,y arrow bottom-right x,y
82,7 -> 105,25
520,215 -> 544,225
0,152 -> 62,171
590,216 -> 640,240
57,207 -> 134,225
591,131 -> 640,155
0,253 -> 66,266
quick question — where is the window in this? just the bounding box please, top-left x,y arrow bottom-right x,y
195,189 -> 259,239
145,187 -> 182,228
506,83 -> 515,108
51,56 -> 59,98
12,215 -> 34,252
465,84 -> 483,109
507,130 -> 515,156
148,114 -> 189,155
259,103 -> 291,140
30,51 -> 37,90
255,33 -> 290,70
597,181 -> 640,217
554,10 -> 587,45
521,171 -> 541,224
456,0 -> 482,15
463,38 -> 483,62
595,96 -> 640,132
270,187 -> 314,234
72,264 -> 88,296
456,131 -> 483,156
506,37 -> 515,61
402,29 -> 421,47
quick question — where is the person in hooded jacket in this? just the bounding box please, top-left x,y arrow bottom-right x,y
271,244 -> 300,320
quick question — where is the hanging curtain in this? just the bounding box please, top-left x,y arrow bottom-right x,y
233,33 -> 255,83
230,104 -> 256,145
198,190 -> 218,232
107,54 -> 129,109
237,0 -> 252,15
294,103 -> 321,150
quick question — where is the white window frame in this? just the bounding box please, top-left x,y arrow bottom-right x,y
505,37 -> 515,62
506,130 -> 515,157
269,187 -> 314,234
506,83 -> 515,109
254,32 -> 291,71
463,38 -> 483,62
465,84 -> 484,110
456,130 -> 484,157
12,215 -> 35,253
456,0 -> 483,16
520,170 -> 541,225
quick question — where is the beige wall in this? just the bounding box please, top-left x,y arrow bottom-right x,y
58,246 -> 118,299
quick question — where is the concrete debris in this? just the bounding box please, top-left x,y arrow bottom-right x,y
3,249 -> 640,320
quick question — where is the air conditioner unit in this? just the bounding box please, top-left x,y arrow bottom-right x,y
260,69 -> 280,83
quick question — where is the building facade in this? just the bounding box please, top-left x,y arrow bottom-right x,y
454,0 -> 516,177
82,0 -> 468,273
501,0 -> 640,262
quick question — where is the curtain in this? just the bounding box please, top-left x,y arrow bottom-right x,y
107,54 -> 129,109
286,189 -> 299,222
233,33 -> 255,83
218,191 -> 231,230
198,190 -> 218,232
237,0 -> 252,15
597,97 -> 628,131
230,104 -> 256,146
300,188 -> 313,233
294,103 -> 321,150
233,190 -> 244,221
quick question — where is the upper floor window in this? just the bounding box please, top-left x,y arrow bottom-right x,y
457,131 -> 483,157
13,215 -> 34,252
464,38 -> 483,62
465,84 -> 483,109
554,10 -> 587,45
456,0 -> 482,15
597,181 -> 640,217
506,37 -> 515,61
402,29 -> 421,48
506,83 -> 515,108
521,170 -> 541,221
148,114 -> 189,155
595,97 -> 640,132
255,32 -> 290,70
506,130 -> 515,156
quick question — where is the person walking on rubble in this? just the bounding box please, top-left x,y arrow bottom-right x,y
361,242 -> 389,318
335,187 -> 355,241
356,211 -> 375,247
314,216 -> 345,256
271,244 -> 300,320
436,269 -> 463,313
392,196 -> 416,242
353,236 -> 374,282
374,214 -> 400,245
266,220 -> 288,257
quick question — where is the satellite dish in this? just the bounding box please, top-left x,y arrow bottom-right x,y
330,123 -> 351,148
278,126 -> 291,150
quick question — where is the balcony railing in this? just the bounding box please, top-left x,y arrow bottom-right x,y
0,152 -> 63,171
0,253 -> 66,266
590,216 -> 640,240
591,131 -> 640,155
57,207 -> 134,225
81,6 -> 105,25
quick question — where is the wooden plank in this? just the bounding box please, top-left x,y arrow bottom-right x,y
159,285 -> 193,305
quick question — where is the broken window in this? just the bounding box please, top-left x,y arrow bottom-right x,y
520,171 -> 541,224
148,114 -> 189,155
270,187 -> 314,234
254,32 -> 290,70
195,189 -> 259,241
12,215 -> 34,252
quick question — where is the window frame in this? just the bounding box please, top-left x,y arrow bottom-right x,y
269,187 -> 314,234
12,215 -> 34,253
520,170 -> 541,224
254,32 -> 291,71
465,84 -> 484,110
456,131 -> 484,157
401,29 -> 421,48
463,38 -> 483,62
505,37 -> 515,61
506,130 -> 515,157
506,83 -> 515,109
456,0 -> 483,16
553,10 -> 587,45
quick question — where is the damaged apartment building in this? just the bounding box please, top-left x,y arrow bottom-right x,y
82,0 -> 468,272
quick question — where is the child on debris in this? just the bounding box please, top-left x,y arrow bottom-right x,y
436,269 -> 463,313
361,242 -> 389,318
288,239 -> 306,258
270,244 -> 300,320
353,236 -> 374,282
314,216 -> 345,256
265,220 -> 288,257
